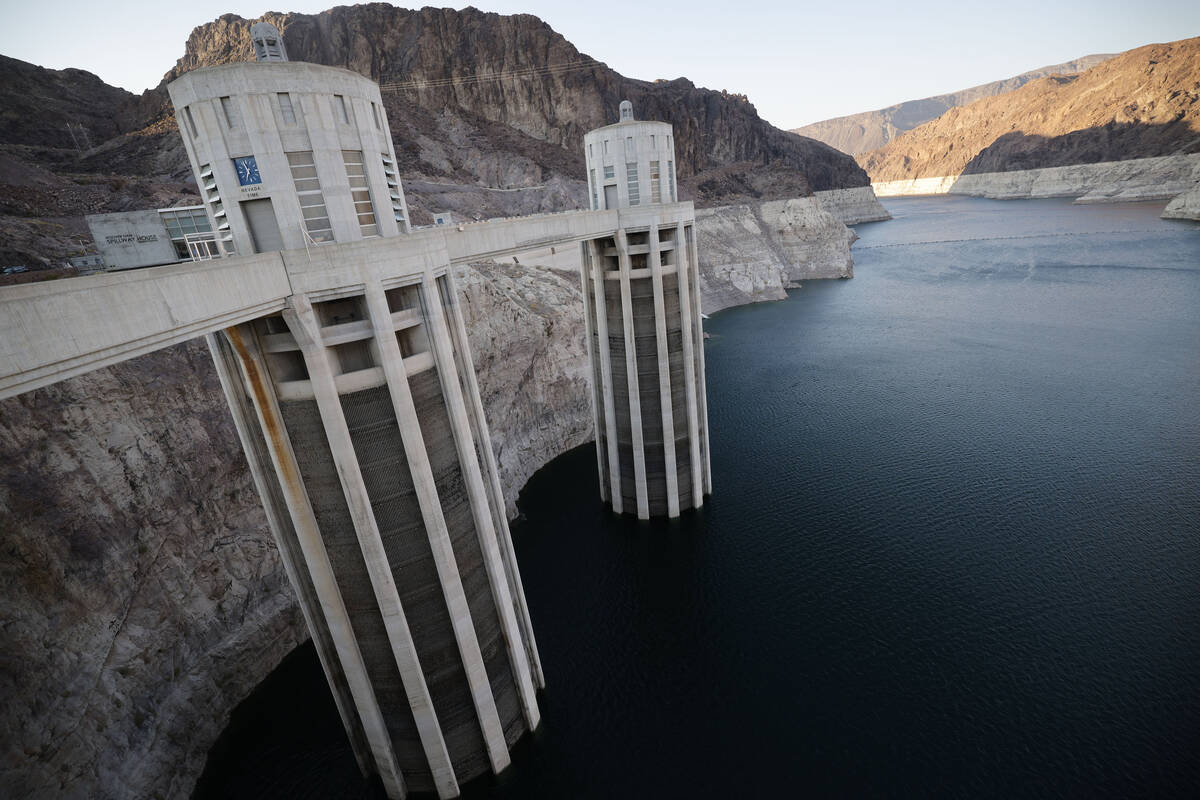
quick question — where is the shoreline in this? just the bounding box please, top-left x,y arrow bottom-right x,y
870,154 -> 1200,220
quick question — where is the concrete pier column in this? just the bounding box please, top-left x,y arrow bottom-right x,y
685,225 -> 713,493
412,272 -> 541,730
674,221 -> 705,509
616,228 -> 650,519
438,268 -> 546,689
359,284 -> 511,777
587,239 -> 624,515
648,224 -> 680,517
207,331 -> 373,780
284,296 -> 460,799
579,241 -> 609,504
210,327 -> 409,800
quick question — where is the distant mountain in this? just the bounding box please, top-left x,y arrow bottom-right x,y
791,54 -> 1114,156
859,37 -> 1200,183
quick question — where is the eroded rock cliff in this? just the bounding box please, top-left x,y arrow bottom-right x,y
696,197 -> 857,312
0,341 -> 304,800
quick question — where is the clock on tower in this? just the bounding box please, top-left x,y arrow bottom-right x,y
233,156 -> 262,186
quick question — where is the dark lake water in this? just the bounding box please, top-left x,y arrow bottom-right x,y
197,196 -> 1200,798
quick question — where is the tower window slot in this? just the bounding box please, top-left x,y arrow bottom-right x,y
220,97 -> 240,129
278,93 -> 297,125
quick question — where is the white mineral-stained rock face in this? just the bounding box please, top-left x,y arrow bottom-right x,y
694,205 -> 789,313
1161,182 -> 1200,221
760,198 -> 857,285
0,200 -> 860,800
695,197 -> 858,313
871,154 -> 1200,202
0,341 -> 307,800
454,260 -> 594,516
812,187 -> 892,224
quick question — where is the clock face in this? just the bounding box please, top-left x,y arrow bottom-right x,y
234,156 -> 262,186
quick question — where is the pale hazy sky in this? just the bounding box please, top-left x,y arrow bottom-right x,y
1,1 -> 1196,129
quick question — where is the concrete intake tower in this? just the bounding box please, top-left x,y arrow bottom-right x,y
167,26 -> 540,798
581,101 -> 713,518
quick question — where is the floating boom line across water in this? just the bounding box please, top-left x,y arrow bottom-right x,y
378,58 -> 601,92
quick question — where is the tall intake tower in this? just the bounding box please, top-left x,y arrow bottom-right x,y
580,101 -> 713,519
167,24 -> 540,798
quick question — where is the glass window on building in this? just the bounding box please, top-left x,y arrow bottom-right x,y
590,168 -> 598,210
342,150 -> 378,237
334,95 -> 350,124
669,160 -> 676,202
626,162 -> 640,205
650,161 -> 661,204
159,207 -> 214,259
286,151 -> 333,243
603,165 -> 615,180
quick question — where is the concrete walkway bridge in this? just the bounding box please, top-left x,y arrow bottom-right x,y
0,205 -> 676,400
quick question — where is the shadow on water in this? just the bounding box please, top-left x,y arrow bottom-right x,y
192,642 -> 385,800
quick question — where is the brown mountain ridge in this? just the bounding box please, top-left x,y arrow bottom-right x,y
791,53 -> 1114,156
859,37 -> 1200,183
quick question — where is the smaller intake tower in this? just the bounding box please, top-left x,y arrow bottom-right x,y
579,102 -> 712,518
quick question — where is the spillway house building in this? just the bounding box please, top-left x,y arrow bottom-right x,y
150,21 -> 711,799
